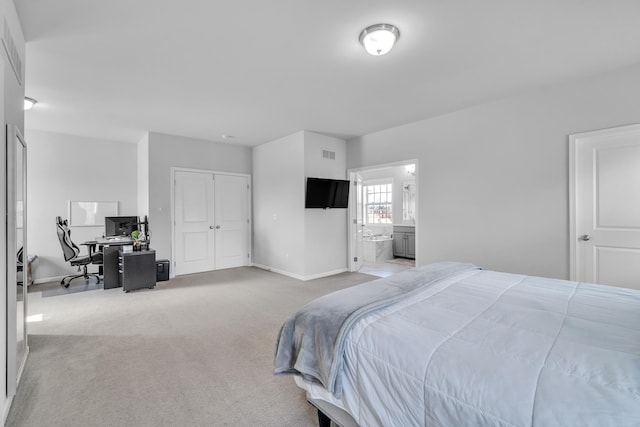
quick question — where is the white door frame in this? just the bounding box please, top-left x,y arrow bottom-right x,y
347,159 -> 419,271
170,167 -> 252,277
348,172 -> 363,271
569,123 -> 640,281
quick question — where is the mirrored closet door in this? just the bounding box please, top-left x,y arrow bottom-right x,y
6,124 -> 28,396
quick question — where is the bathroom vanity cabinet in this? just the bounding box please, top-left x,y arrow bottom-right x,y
393,226 -> 415,259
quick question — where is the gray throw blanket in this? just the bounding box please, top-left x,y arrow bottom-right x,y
273,262 -> 480,397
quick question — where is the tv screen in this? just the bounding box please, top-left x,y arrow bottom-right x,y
305,178 -> 350,209
105,216 -> 139,237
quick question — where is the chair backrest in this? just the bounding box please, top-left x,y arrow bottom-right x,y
56,216 -> 80,262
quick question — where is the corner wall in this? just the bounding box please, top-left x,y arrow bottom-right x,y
253,132 -> 306,277
137,133 -> 149,217
253,131 -> 348,279
347,62 -> 640,279
303,131 -> 348,278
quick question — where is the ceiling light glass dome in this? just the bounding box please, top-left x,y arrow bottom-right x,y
359,24 -> 400,56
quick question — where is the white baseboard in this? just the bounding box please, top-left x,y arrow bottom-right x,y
252,264 -> 347,281
303,268 -> 348,281
33,269 -> 103,285
252,264 -> 305,280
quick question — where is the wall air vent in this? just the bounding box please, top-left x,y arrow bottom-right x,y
322,150 -> 336,160
2,17 -> 23,85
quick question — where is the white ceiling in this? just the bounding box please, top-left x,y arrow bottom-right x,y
16,1 -> 640,146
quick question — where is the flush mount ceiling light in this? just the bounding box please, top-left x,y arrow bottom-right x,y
24,96 -> 37,110
359,23 -> 400,56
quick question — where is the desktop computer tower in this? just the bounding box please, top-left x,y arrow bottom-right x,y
156,259 -> 170,281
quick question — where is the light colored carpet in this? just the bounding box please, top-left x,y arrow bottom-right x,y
7,267 -> 376,427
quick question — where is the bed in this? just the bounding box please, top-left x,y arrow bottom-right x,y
274,262 -> 640,426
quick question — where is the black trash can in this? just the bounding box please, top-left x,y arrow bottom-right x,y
156,259 -> 170,281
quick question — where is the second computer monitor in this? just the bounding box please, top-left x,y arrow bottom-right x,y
105,216 -> 139,237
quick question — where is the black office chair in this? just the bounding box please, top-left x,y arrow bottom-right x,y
17,246 -> 24,286
56,216 -> 103,287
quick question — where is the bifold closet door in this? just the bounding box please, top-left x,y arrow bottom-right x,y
174,170 -> 215,275
174,171 -> 249,275
213,174 -> 249,270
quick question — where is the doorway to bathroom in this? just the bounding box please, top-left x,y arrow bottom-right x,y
348,160 -> 417,277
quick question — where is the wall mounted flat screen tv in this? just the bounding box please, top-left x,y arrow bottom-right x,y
305,177 -> 350,209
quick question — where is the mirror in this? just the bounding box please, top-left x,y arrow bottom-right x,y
402,181 -> 416,224
6,124 -> 28,396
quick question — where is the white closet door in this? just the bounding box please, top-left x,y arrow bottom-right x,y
214,174 -> 249,270
174,171 -> 215,275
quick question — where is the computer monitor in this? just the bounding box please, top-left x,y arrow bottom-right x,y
105,216 -> 139,237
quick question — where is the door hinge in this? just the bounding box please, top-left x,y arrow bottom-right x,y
353,181 -> 357,186
247,219 -> 250,224
353,219 -> 357,224
247,184 -> 250,190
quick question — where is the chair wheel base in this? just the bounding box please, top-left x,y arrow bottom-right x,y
60,272 -> 100,289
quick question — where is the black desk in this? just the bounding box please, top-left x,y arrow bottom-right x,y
95,237 -> 134,289
119,249 -> 156,292
93,237 -> 156,290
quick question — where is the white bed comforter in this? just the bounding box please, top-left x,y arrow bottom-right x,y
299,268 -> 640,426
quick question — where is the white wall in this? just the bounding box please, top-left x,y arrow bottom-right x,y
347,62 -> 640,280
253,132 -> 306,277
0,54 -> 6,423
253,131 -> 347,279
2,2 -> 24,418
26,130 -> 138,282
147,132 -> 252,262
137,132 -> 149,217
2,0 -> 24,138
303,131 -> 348,277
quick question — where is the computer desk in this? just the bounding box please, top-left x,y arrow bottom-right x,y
95,236 -> 135,289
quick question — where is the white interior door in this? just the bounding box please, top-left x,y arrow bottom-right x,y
214,174 -> 249,270
349,173 -> 364,271
174,171 -> 215,275
571,124 -> 640,289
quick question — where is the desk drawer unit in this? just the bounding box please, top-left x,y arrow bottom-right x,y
118,249 -> 157,292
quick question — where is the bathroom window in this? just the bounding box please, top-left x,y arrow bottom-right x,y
364,182 -> 392,224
